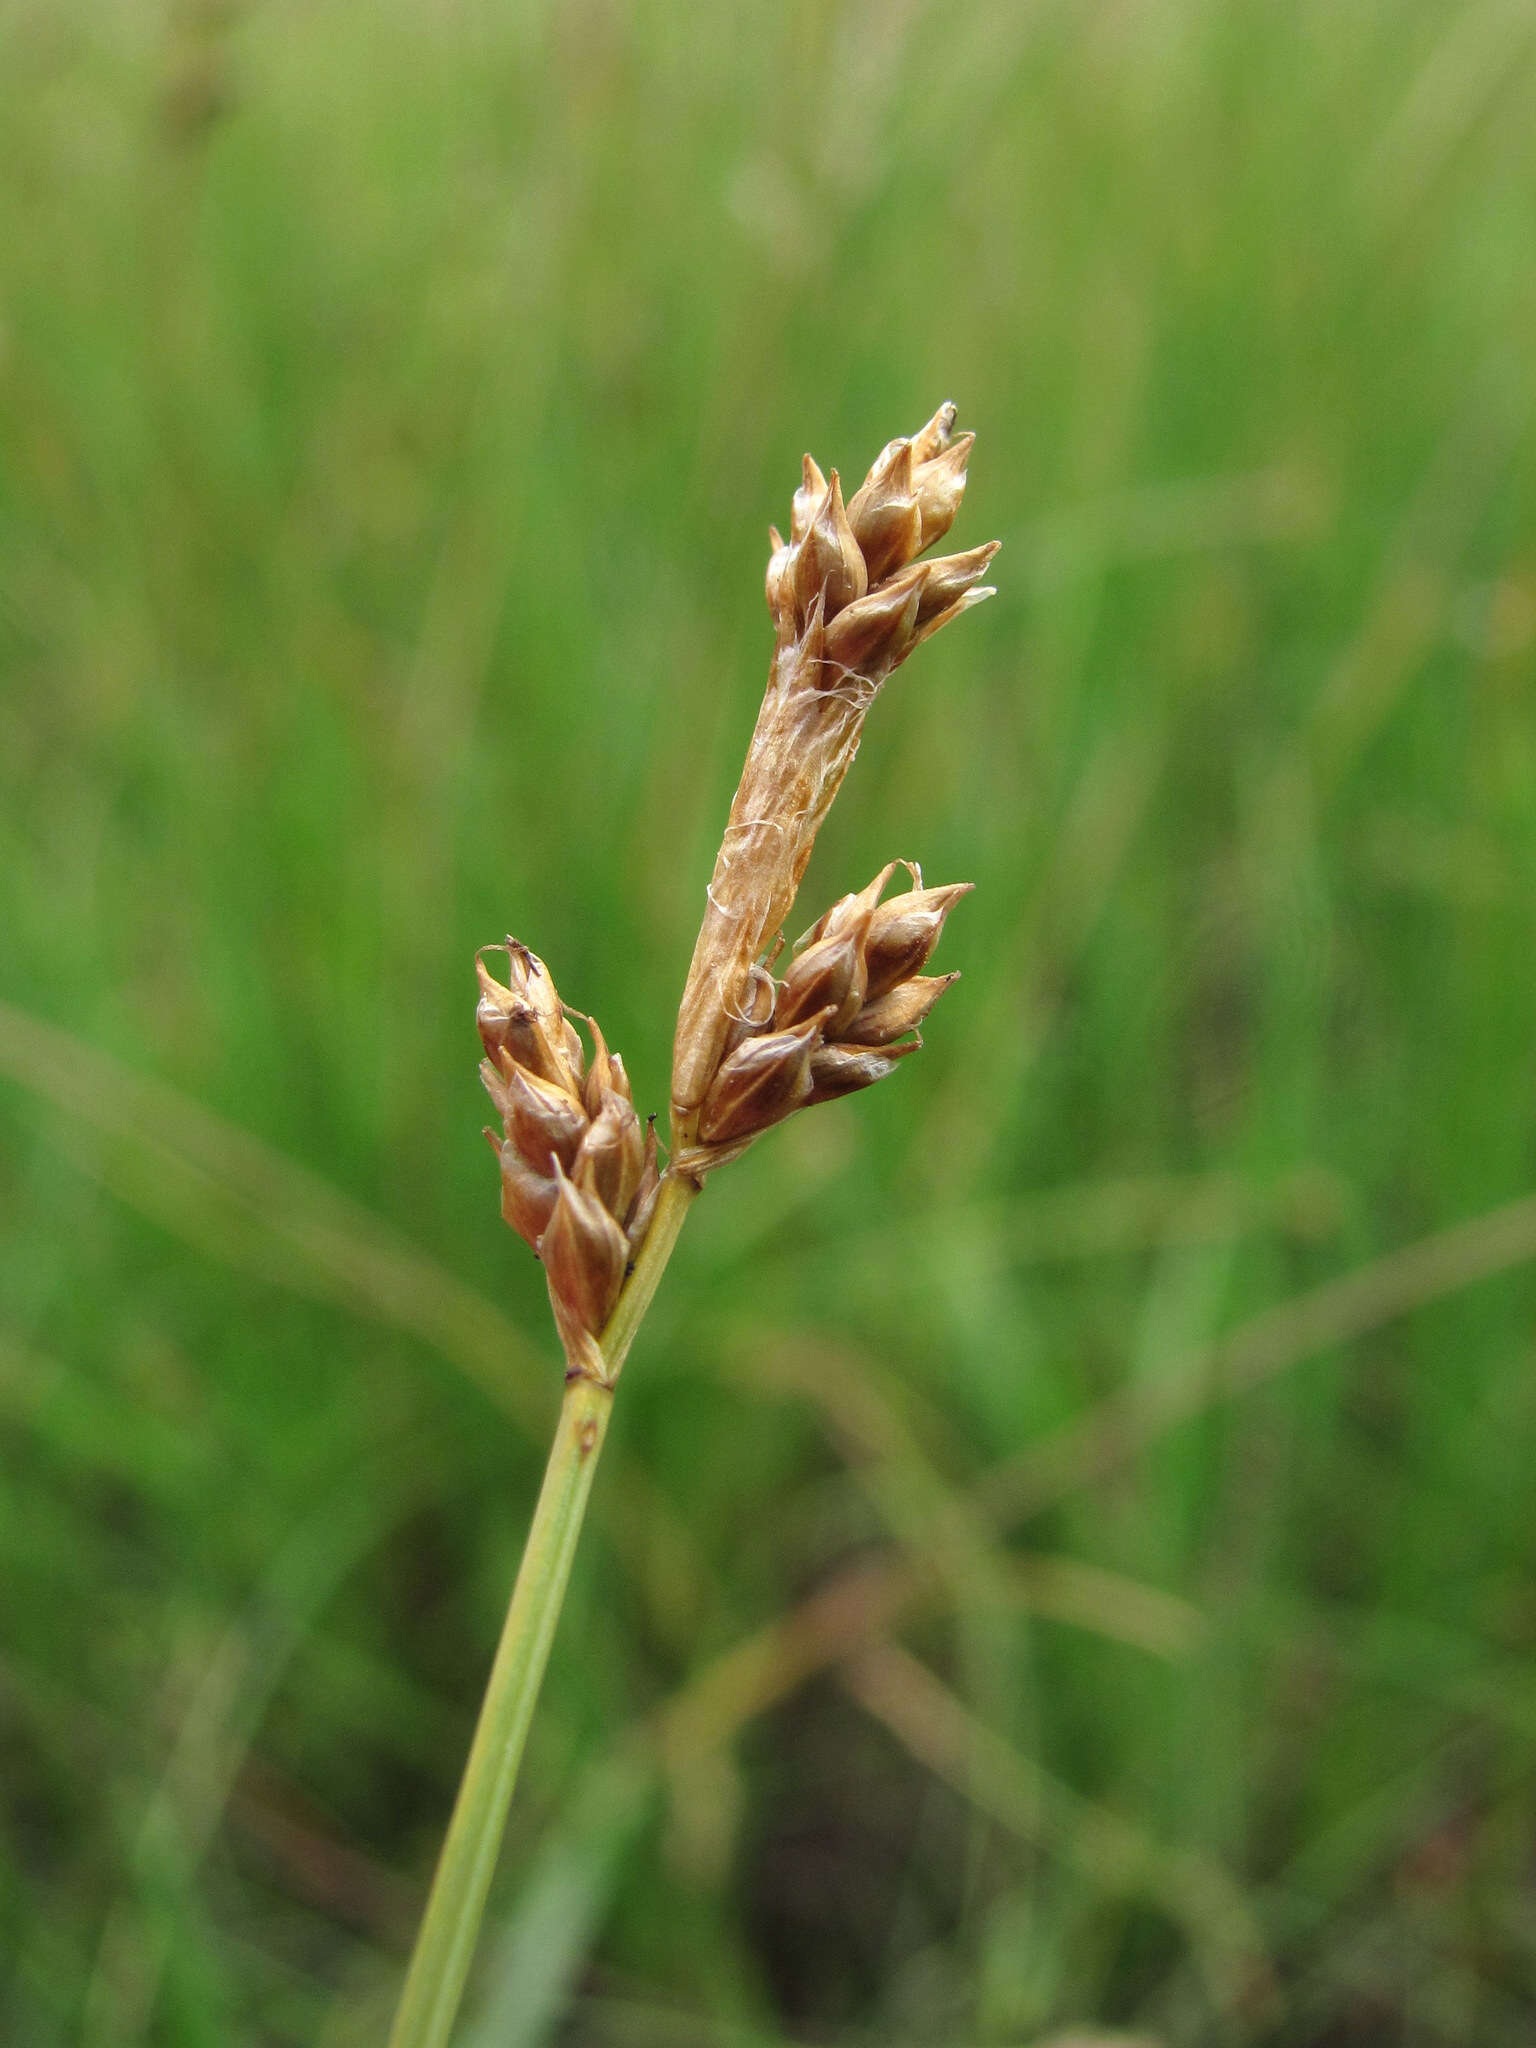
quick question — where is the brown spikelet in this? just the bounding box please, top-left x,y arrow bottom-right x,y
911,433 -> 975,549
806,1037 -> 923,1104
862,882 -> 974,999
911,540 -> 1001,624
845,440 -> 922,585
669,858 -> 970,1177
495,1057 -> 588,1177
791,470 -> 867,621
500,1150 -> 561,1251
673,405 -> 996,1160
477,944 -> 659,1374
787,866 -> 968,1104
821,578 -> 924,678
840,972 -> 960,1046
696,1012 -> 827,1150
574,1091 -> 645,1224
791,453 -> 828,542
909,400 -> 958,464
541,1162 -> 628,1376
477,945 -> 584,1094
626,1120 -> 661,1253
775,913 -> 871,1034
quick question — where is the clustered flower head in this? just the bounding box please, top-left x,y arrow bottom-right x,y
764,404 -> 996,668
478,943 -> 658,1377
478,404 -> 996,1372
670,402 -> 996,1169
689,862 -> 972,1169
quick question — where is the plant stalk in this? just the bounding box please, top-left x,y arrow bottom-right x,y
387,1169 -> 698,2048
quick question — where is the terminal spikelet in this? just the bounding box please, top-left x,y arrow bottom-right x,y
477,943 -> 658,1379
671,402 -> 995,1168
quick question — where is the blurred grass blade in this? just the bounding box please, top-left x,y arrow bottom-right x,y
0,997 -> 542,1430
844,1642 -> 1275,2026
461,1748 -> 654,2048
659,1186 -> 1536,1767
983,1190 -> 1536,1524
81,1459 -> 427,2048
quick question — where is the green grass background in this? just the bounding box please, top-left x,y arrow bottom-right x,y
3,1 -> 1536,2042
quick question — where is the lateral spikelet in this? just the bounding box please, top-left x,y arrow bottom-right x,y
478,943 -> 658,1377
682,863 -> 971,1170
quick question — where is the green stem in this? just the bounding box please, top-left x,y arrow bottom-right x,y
387,1170 -> 698,2048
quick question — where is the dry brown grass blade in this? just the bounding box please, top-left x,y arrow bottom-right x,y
1006,1553 -> 1203,1660
653,1555 -> 910,1766
652,1539 -> 1199,1794
0,997 -> 544,1431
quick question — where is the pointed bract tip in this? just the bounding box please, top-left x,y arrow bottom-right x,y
840,972 -> 961,1047
805,1036 -> 923,1105
791,453 -> 829,544
911,435 -> 976,549
911,401 -> 959,464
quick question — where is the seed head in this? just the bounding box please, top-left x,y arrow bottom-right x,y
478,944 -> 658,1375
673,404 -> 996,1154
477,408 -> 994,1374
669,860 -> 971,1178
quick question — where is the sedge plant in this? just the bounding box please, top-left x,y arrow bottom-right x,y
388,403 -> 999,2048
